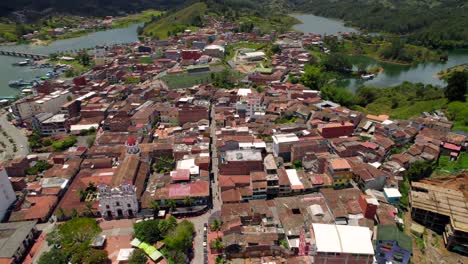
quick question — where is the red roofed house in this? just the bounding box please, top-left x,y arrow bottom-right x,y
318,122 -> 354,138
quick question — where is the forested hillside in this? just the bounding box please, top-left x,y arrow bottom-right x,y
0,0 -> 189,17
287,0 -> 468,48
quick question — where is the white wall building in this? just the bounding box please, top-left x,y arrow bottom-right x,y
98,182 -> 139,218
12,90 -> 73,121
0,168 -> 16,221
98,137 -> 140,219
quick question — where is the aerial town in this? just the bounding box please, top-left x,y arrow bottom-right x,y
0,11 -> 466,264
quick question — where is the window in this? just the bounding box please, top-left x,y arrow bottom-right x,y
116,202 -> 120,206
106,205 -> 110,209
127,204 -> 131,208
292,208 -> 301,214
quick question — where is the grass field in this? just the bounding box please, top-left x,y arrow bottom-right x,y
433,153 -> 468,177
113,10 -> 162,28
0,23 -> 18,42
143,2 -> 207,39
365,98 -> 448,119
162,72 -> 213,89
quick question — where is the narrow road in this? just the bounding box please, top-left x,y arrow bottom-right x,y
0,111 -> 29,161
191,104 -> 222,264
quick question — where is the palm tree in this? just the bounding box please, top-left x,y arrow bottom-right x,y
183,196 -> 193,207
56,207 -> 65,221
211,219 -> 222,233
84,202 -> 94,217
166,199 -> 177,212
211,238 -> 224,252
215,255 -> 226,264
150,200 -> 160,217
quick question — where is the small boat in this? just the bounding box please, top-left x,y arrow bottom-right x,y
361,74 -> 375,80
8,79 -> 32,88
12,59 -> 32,67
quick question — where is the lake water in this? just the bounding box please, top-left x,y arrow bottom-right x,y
291,14 -> 358,35
0,23 -> 142,97
292,14 -> 468,90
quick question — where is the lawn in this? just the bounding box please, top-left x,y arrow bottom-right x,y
143,2 -> 207,39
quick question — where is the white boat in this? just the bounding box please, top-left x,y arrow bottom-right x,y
361,74 -> 375,80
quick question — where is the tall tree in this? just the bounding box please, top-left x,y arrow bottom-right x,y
128,248 -> 147,264
445,71 -> 468,102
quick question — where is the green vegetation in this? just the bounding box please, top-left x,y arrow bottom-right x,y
399,177 -> 410,210
38,249 -> 68,264
435,153 -> 468,174
211,237 -> 224,251
25,160 -> 52,175
51,136 -> 77,151
330,35 -> 446,65
444,71 -> 468,102
113,10 -> 163,28
438,64 -> 468,81
0,23 -> 17,42
406,160 -> 435,181
78,182 -> 98,202
133,217 -> 178,244
162,72 -> 212,89
128,248 -> 148,264
275,116 -> 299,124
445,101 -> 468,132
211,69 -> 243,89
133,217 -> 194,264
210,219 -> 222,232
291,0 -> 468,48
236,14 -> 300,35
41,218 -> 106,264
143,2 -> 207,39
139,56 -> 154,64
152,155 -> 175,174
292,160 -> 302,169
353,82 -> 447,119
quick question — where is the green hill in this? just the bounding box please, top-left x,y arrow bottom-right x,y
142,2 -> 207,39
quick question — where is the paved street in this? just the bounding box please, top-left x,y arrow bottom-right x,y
191,104 -> 222,264
0,111 -> 29,161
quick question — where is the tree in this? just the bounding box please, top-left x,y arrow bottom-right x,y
406,160 -> 434,181
164,220 -> 194,252
292,160 -> 302,169
76,52 -> 91,66
215,256 -> 227,264
128,248 -> 147,264
300,65 -> 327,90
150,200 -> 160,217
153,155 -> 174,174
55,207 -> 66,221
183,196 -> 193,207
83,249 -> 109,264
210,219 -> 222,232
322,53 -> 352,73
320,85 -> 357,107
445,71 -> 468,102
211,237 -> 224,251
134,220 -> 163,244
84,202 -> 94,217
38,249 -> 68,264
56,217 -> 101,252
166,199 -> 177,212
